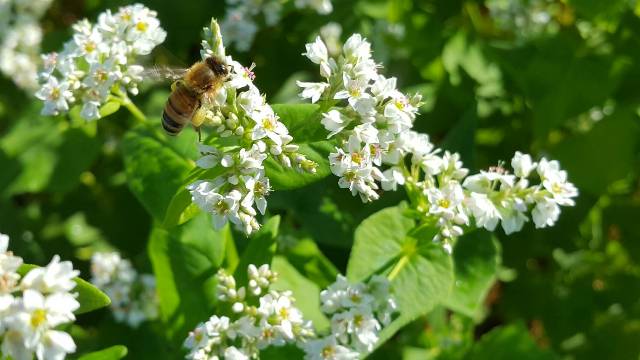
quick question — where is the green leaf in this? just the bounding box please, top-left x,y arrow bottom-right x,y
78,345 -> 128,360
281,238 -> 340,289
148,213 -> 232,348
234,216 -> 280,286
464,323 -> 559,360
163,186 -> 198,229
346,206 -> 454,344
98,100 -> 121,118
0,114 -> 100,196
18,264 -> 110,314
121,125 -> 194,220
272,103 -> 326,143
264,141 -> 333,190
443,231 -> 501,320
551,108 -> 639,195
271,256 -> 330,331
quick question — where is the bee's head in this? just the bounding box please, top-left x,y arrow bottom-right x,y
205,56 -> 229,78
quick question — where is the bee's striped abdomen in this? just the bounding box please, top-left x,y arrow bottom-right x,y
162,83 -> 198,135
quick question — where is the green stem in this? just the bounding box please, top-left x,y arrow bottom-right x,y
387,255 -> 409,281
113,88 -> 147,123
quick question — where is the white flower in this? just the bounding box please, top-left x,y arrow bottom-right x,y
297,81 -> 329,103
532,198 -> 561,228
499,199 -> 529,235
343,34 -> 371,62
196,144 -> 221,169
251,107 -> 289,146
465,193 -> 501,231
511,151 -> 536,178
334,74 -> 371,109
426,182 -> 467,222
20,255 -> 79,294
303,36 -> 329,65
537,158 -> 578,206
5,290 -> 79,355
34,76 -> 73,116
224,346 -> 249,360
35,330 -> 77,360
321,110 -> 351,138
381,167 -> 405,191
209,191 -> 242,229
303,336 -> 360,360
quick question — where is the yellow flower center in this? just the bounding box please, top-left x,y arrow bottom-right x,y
279,307 -> 289,319
30,309 -> 47,328
215,200 -> 229,214
322,346 -> 336,358
262,117 -> 276,131
438,199 -> 451,209
552,182 -> 563,193
136,21 -> 148,32
84,41 -> 96,53
50,87 -> 60,100
351,152 -> 363,165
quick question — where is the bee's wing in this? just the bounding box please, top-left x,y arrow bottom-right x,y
142,66 -> 189,82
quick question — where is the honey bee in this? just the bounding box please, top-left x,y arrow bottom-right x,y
156,56 -> 230,138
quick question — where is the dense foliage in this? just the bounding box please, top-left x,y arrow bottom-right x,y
0,0 -> 639,359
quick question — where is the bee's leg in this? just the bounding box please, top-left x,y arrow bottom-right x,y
196,127 -> 202,143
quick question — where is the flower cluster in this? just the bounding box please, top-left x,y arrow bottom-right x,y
220,0 -> 333,52
184,264 -> 314,359
405,145 -> 578,248
90,252 -> 158,328
188,20 -> 318,235
0,233 -> 80,360
35,4 -> 166,120
0,0 -> 53,90
302,275 -> 396,359
486,0 -> 569,41
299,35 -> 578,249
298,34 -> 423,202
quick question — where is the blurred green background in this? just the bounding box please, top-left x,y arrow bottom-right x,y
1,0 -> 639,359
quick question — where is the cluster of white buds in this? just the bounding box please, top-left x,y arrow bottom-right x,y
0,233 -> 80,360
402,135 -> 578,249
220,0 -> 333,52
184,264 -> 314,360
35,3 -> 166,120
90,252 -> 158,328
298,34 -> 423,202
188,20 -> 318,236
302,275 -> 396,359
299,35 -> 578,250
486,0 -> 564,41
0,0 -> 53,90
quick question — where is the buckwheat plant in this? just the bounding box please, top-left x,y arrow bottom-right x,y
35,3 -> 166,120
183,264 -> 314,359
303,275 -> 397,359
221,0 -> 333,52
0,0 -> 53,90
188,20 -> 318,235
90,252 -> 158,328
0,233 -> 80,360
298,34 -> 578,250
